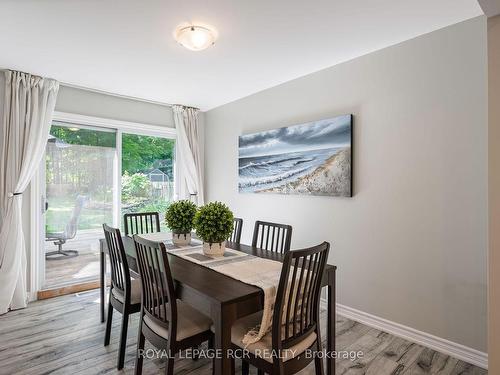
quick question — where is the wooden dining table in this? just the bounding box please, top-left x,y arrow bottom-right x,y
99,235 -> 337,375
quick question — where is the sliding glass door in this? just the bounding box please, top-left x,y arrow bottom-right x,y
44,124 -> 118,288
121,133 -> 175,231
41,122 -> 175,289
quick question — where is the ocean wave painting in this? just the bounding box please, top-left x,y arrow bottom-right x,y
238,114 -> 352,197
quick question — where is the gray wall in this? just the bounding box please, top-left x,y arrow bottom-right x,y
205,17 -> 488,351
488,14 -> 500,372
55,85 -> 174,127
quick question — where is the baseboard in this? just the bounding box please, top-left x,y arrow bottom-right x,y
324,300 -> 488,369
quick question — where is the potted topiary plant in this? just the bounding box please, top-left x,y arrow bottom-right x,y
165,200 -> 197,245
193,201 -> 234,256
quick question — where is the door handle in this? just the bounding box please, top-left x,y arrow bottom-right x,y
42,197 -> 48,214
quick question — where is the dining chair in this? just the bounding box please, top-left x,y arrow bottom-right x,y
243,221 -> 293,375
252,221 -> 292,253
228,217 -> 243,244
102,224 -> 142,370
133,235 -> 214,375
232,242 -> 330,375
124,212 -> 161,236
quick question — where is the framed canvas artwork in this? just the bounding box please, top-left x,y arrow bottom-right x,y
238,114 -> 352,197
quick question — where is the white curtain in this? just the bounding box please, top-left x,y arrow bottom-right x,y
0,70 -> 59,314
173,105 -> 204,205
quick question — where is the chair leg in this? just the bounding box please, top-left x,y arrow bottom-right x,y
104,300 -> 113,346
134,319 -> 145,375
314,340 -> 325,375
117,311 -> 130,370
242,360 -> 249,375
208,336 -> 215,375
192,344 -> 200,361
231,357 -> 235,374
165,357 -> 175,375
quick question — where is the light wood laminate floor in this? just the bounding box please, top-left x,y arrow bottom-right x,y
0,290 -> 487,374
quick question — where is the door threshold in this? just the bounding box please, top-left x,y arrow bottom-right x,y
37,280 -> 103,300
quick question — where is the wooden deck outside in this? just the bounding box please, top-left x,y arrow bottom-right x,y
44,228 -> 105,289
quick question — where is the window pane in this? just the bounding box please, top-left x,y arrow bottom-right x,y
45,124 -> 117,287
121,133 -> 175,230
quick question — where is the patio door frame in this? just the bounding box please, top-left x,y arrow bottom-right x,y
29,111 -> 176,299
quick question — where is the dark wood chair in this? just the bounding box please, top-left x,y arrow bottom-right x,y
252,221 -> 292,253
103,224 -> 142,370
133,235 -> 213,375
228,217 -> 243,244
232,242 -> 330,375
124,212 -> 160,236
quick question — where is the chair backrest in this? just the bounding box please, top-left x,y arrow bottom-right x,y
228,218 -> 243,244
103,224 -> 131,301
252,221 -> 292,253
124,212 -> 161,236
133,235 -> 178,342
65,195 -> 87,239
272,242 -> 330,352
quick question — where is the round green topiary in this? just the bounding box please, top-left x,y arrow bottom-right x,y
165,200 -> 197,234
193,201 -> 234,244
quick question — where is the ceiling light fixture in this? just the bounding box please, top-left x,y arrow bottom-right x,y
175,25 -> 217,51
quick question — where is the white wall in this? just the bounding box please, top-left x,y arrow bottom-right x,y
205,17 -> 488,351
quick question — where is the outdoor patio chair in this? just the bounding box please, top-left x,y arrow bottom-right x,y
45,195 -> 87,260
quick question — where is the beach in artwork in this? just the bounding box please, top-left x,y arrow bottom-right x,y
238,115 -> 352,197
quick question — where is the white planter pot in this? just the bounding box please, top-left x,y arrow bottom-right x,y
172,232 -> 191,246
203,241 -> 226,257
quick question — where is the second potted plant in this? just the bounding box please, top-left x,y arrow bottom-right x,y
194,201 -> 234,256
165,200 -> 197,245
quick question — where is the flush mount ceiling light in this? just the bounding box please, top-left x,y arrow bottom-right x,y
175,25 -> 217,51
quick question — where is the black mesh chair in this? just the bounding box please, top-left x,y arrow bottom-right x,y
45,195 -> 87,260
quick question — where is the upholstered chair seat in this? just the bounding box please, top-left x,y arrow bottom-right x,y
111,278 -> 142,305
231,311 -> 317,363
143,300 -> 213,341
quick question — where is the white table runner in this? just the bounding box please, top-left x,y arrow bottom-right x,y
138,232 -> 282,345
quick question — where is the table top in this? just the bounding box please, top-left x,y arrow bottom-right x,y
102,233 -> 335,306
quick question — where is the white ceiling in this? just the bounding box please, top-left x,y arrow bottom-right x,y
0,0 -> 483,110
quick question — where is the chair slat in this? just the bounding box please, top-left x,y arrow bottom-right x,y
124,212 -> 161,236
228,218 -> 243,243
103,224 -> 131,300
272,242 -> 330,351
133,235 -> 178,341
252,221 -> 292,253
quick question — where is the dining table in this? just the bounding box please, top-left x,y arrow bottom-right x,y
99,234 -> 337,375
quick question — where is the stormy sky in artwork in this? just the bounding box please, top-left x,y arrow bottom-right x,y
239,115 -> 351,158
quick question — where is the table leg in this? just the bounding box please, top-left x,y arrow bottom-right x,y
327,270 -> 336,375
212,303 -> 238,375
100,242 -> 105,323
